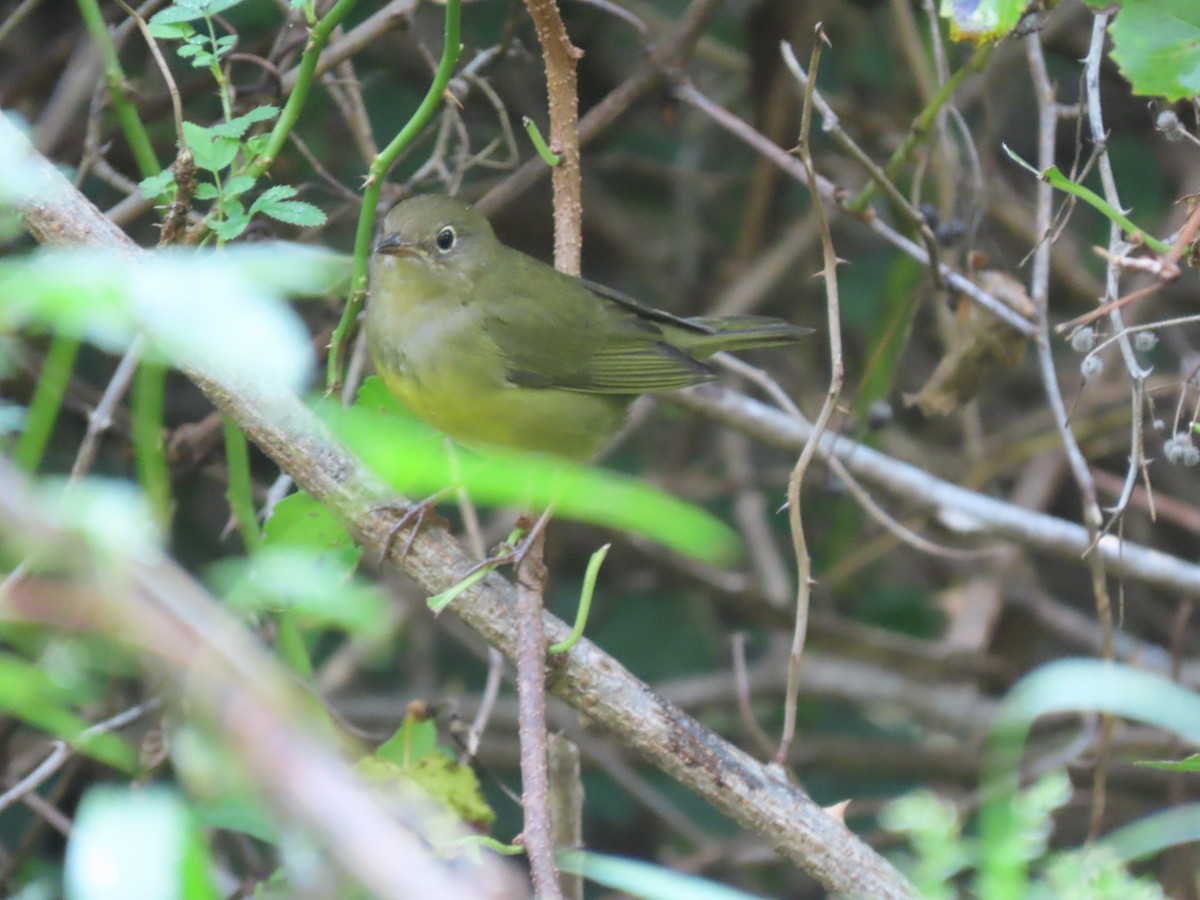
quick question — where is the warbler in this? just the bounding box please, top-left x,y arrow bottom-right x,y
367,195 -> 809,460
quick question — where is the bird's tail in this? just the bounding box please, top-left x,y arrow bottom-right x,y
683,316 -> 813,357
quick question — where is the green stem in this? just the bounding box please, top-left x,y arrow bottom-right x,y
275,611 -> 315,680
522,116 -> 561,167
326,0 -> 462,393
246,0 -> 359,180
14,331 -> 80,472
76,0 -> 160,179
846,41 -> 993,215
132,357 -> 171,527
223,415 -> 261,553
549,543 -> 609,654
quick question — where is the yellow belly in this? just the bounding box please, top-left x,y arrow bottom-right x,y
375,363 -> 628,461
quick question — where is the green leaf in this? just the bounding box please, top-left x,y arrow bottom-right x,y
1102,803 -> 1200,864
359,751 -> 496,831
1103,0 -> 1200,101
139,169 -> 176,198
557,850 -> 768,900
222,174 -> 256,197
148,0 -> 249,26
146,19 -> 194,40
939,0 -> 1024,43
181,121 -> 239,173
1134,752 -> 1200,772
0,654 -> 138,772
980,659 -> 1200,896
192,182 -> 219,200
323,377 -> 742,565
210,208 -> 250,241
256,199 -> 326,228
244,133 -> 271,157
209,548 -> 386,633
192,797 -> 278,844
262,491 -> 360,569
250,184 -> 298,205
209,105 -> 279,140
4,245 -> 329,391
65,786 -> 219,900
376,716 -> 438,769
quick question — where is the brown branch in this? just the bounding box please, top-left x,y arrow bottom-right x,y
6,114 -> 915,900
515,0 -> 585,891
478,0 -> 722,216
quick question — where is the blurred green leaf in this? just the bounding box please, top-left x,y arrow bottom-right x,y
1135,753 -> 1200,772
262,490 -> 361,573
981,659 -> 1200,897
65,786 -> 219,900
0,654 -> 137,772
209,548 -> 386,634
324,377 -> 742,565
209,105 -> 279,139
557,849 -> 767,900
2,245 -> 332,391
1102,803 -> 1200,864
149,0 -> 250,27
375,716 -> 438,768
939,0 -> 1023,44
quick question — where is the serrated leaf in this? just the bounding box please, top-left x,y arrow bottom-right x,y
256,199 -> 326,228
1105,0 -> 1200,101
192,182 -> 219,200
181,121 -> 239,173
223,174 -> 255,197
148,0 -> 248,25
146,19 -> 195,39
210,213 -> 249,241
139,169 -> 176,198
209,105 -> 279,140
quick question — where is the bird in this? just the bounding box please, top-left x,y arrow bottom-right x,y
366,194 -> 810,462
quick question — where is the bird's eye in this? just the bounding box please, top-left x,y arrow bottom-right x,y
435,226 -> 456,252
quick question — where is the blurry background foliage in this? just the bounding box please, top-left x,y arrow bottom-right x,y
2,0 -> 1200,896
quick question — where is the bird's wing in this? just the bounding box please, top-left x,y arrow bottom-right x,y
483,253 -> 716,394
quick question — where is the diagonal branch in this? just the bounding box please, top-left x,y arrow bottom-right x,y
6,114 -> 915,900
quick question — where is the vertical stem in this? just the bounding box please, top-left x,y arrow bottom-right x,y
76,0 -> 160,178
515,2 -> 583,894
327,0 -> 461,392
223,415 -> 261,553
132,357 -> 171,528
14,331 -> 80,472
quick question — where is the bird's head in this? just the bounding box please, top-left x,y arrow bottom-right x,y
374,195 -> 496,281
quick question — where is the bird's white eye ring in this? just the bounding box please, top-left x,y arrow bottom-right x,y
436,226 -> 456,252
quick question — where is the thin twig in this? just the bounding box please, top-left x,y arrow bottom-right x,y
774,27 -> 843,768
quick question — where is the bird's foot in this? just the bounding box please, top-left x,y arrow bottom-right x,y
374,494 -> 451,567
463,509 -> 553,579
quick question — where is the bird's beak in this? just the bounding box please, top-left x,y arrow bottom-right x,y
374,234 -> 420,257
